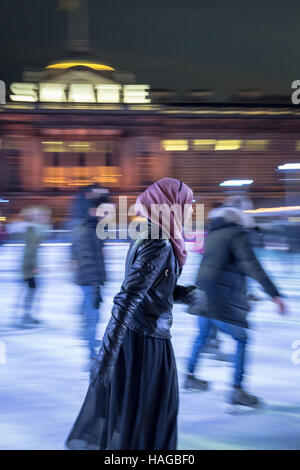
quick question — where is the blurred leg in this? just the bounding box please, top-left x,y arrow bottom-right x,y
213,320 -> 248,387
208,322 -> 217,342
81,285 -> 100,359
187,316 -> 212,374
23,278 -> 37,321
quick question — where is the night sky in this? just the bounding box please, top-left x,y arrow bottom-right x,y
0,0 -> 299,100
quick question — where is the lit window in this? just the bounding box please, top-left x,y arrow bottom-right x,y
41,141 -> 112,153
295,141 -> 300,151
162,140 -> 188,151
68,142 -> 92,152
41,141 -> 65,152
192,140 -> 216,150
215,140 -> 241,151
243,140 -> 268,151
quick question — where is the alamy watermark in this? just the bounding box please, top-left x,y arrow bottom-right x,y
291,339 -> 300,365
95,196 -> 205,246
0,340 -> 6,365
0,80 -> 6,105
291,81 -> 300,104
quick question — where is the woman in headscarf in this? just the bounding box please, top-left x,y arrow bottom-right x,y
66,178 -> 194,450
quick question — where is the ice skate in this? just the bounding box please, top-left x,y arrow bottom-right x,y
225,387 -> 261,413
183,374 -> 210,391
19,314 -> 41,328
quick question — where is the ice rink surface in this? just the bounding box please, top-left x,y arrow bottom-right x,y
0,243 -> 299,450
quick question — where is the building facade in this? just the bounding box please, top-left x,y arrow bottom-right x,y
1,63 -> 300,222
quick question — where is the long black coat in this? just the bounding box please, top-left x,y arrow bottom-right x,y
92,223 -> 192,380
196,215 -> 280,328
66,223 -> 187,450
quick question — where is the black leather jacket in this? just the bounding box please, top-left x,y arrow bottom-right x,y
91,224 -> 192,386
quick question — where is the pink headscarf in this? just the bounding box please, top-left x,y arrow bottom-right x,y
136,178 -> 193,268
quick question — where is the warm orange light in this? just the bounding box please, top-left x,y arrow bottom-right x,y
43,166 -> 122,186
245,206 -> 300,214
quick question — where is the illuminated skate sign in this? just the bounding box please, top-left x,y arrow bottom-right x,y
9,83 -> 151,104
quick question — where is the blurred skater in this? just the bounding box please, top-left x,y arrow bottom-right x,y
0,220 -> 6,246
189,201 -> 233,367
71,185 -> 107,366
185,200 -> 286,408
201,201 -> 233,363
20,206 -> 51,326
68,184 -> 109,229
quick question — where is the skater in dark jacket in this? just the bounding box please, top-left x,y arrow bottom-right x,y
67,178 -> 194,450
185,204 -> 286,407
72,189 -> 106,363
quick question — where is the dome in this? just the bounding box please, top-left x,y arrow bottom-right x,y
46,59 -> 115,72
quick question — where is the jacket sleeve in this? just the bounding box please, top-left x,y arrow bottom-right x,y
92,238 -> 170,385
232,230 -> 280,298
